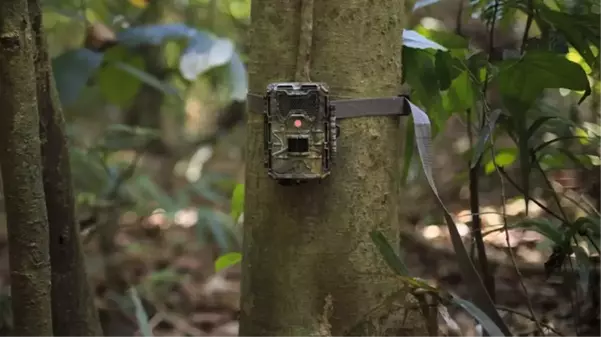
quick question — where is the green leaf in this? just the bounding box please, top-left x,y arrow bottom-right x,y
403,49 -> 440,103
451,294 -> 506,337
127,288 -> 153,337
484,148 -> 517,174
370,231 -> 409,276
96,47 -> 145,107
230,183 -> 245,222
52,48 -> 104,106
422,29 -> 469,50
435,52 -> 464,91
443,70 -> 475,113
403,29 -> 448,51
497,51 -> 591,106
214,252 -> 242,272
113,61 -> 181,98
538,7 -> 600,70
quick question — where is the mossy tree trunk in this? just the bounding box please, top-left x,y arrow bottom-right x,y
28,0 -> 104,334
240,0 -> 430,335
0,0 -> 53,335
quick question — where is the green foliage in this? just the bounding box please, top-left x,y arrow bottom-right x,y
230,183 -> 244,222
496,51 -> 591,105
371,230 -> 510,336
49,19 -> 248,108
370,231 -> 409,276
214,252 -> 242,272
393,2 -> 601,334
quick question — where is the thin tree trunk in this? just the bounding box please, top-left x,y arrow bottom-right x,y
28,0 -> 103,334
240,0 -> 430,335
0,0 -> 53,335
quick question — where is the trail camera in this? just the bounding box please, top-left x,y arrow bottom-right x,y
247,82 -> 410,184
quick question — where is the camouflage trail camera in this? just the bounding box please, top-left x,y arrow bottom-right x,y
247,82 -> 410,184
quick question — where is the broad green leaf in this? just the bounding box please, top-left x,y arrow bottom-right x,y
96,47 -> 145,107
484,148 -> 517,174
402,48 -> 443,119
403,29 -> 448,51
230,183 -> 245,223
406,100 -> 512,336
497,51 -> 591,106
435,52 -> 464,91
443,70 -> 476,113
370,231 -> 409,276
573,127 -> 591,145
471,109 -> 502,168
417,29 -> 469,50
451,294 -> 506,337
128,288 -> 153,337
215,252 -> 242,272
52,48 -> 104,106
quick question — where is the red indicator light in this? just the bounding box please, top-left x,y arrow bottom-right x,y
294,119 -> 302,128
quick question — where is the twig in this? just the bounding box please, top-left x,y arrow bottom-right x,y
491,138 -> 545,335
467,0 -> 503,304
497,167 -> 566,223
520,0 -> 534,54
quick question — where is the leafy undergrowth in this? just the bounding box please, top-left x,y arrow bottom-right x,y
83,215 -> 242,337
402,219 -> 599,336
0,187 -> 597,336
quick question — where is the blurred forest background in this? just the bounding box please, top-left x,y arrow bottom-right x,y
0,0 -> 599,335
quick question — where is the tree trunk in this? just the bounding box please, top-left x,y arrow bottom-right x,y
27,0 -> 104,334
0,0 -> 53,335
240,1 -> 430,335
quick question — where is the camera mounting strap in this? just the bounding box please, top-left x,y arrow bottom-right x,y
246,93 -> 411,119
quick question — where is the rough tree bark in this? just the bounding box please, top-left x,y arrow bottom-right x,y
27,0 -> 104,335
240,0 -> 430,335
0,0 -> 53,335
